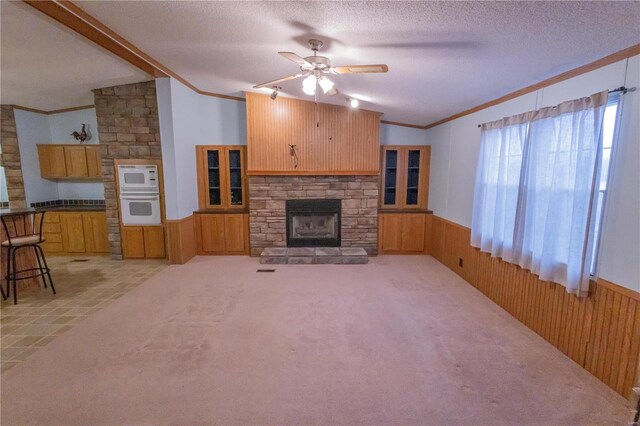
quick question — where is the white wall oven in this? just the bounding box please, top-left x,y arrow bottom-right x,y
118,164 -> 162,226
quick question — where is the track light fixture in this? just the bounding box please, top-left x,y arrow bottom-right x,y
346,97 -> 359,108
270,86 -> 282,100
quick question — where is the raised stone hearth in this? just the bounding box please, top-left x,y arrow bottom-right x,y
249,175 -> 379,256
260,247 -> 368,264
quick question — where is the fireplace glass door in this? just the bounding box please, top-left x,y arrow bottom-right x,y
286,199 -> 341,247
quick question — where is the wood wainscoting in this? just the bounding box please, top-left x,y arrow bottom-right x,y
430,215 -> 640,400
166,215 -> 196,265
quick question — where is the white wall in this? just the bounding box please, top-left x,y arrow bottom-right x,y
380,123 -> 427,145
157,78 -> 247,219
426,56 -> 640,292
14,107 -> 104,204
14,109 -> 59,205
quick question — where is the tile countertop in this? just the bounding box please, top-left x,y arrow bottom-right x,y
34,205 -> 107,212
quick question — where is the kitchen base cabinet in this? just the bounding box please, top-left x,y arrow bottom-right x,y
122,226 -> 166,259
41,211 -> 109,255
195,212 -> 249,255
379,212 -> 432,254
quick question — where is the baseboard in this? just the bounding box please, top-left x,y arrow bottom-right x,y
430,215 -> 640,401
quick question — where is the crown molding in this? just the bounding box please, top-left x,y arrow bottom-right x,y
380,120 -> 425,130
12,104 -> 95,115
423,43 -> 640,130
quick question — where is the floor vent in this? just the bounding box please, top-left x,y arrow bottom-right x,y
256,269 -> 276,273
71,259 -> 90,262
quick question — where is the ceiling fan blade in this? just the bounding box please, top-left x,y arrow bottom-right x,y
333,64 -> 389,74
253,74 -> 302,89
278,52 -> 312,68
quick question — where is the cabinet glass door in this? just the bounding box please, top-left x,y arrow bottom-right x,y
405,150 -> 421,206
207,150 -> 222,206
227,149 -> 244,207
383,149 -> 398,206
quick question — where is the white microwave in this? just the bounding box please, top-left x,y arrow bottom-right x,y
118,165 -> 159,193
119,193 -> 162,225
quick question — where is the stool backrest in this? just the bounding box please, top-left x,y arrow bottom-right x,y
0,211 -> 45,245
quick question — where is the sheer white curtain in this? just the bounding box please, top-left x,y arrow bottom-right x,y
471,116 -> 529,261
513,92 -> 608,294
471,91 -> 608,295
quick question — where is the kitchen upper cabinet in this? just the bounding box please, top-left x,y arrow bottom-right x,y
379,212 -> 432,254
196,146 -> 247,210
85,145 -> 102,178
195,213 -> 249,255
38,145 -> 67,178
37,144 -> 102,180
380,146 -> 430,210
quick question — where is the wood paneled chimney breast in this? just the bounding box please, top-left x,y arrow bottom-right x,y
245,92 -> 381,175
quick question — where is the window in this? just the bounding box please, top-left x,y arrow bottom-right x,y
471,91 -> 617,295
590,95 -> 621,275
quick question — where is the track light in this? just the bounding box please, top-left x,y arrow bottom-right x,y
270,86 -> 281,100
347,97 -> 359,108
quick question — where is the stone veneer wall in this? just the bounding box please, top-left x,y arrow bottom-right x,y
249,175 -> 379,256
0,106 -> 26,208
93,81 -> 162,259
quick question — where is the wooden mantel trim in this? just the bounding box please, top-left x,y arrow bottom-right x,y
12,104 -> 96,115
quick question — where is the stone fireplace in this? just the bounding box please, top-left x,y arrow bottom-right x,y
248,175 -> 379,256
286,199 -> 341,247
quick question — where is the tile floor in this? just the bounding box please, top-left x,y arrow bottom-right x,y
0,255 -> 166,372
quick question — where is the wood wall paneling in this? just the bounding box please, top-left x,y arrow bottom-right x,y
429,215 -> 640,400
166,215 -> 196,265
246,92 -> 381,175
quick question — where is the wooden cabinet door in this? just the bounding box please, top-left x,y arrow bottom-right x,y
224,214 -> 247,253
379,214 -> 403,252
198,214 -> 226,253
122,227 -> 145,258
61,213 -> 86,253
85,146 -> 102,178
401,147 -> 429,210
143,226 -> 166,258
380,147 -> 402,208
224,148 -> 247,210
401,214 -> 426,252
64,146 -> 89,177
38,145 -> 67,178
83,212 -> 109,253
197,147 -> 226,209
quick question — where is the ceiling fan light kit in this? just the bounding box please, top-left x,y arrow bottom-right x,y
253,38 -> 388,105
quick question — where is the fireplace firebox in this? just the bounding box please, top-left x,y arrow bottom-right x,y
286,199 -> 341,247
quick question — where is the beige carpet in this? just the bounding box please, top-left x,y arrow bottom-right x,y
0,256 -> 631,425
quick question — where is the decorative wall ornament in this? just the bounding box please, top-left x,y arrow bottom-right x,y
71,124 -> 91,143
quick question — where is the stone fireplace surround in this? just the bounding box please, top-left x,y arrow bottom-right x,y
248,175 -> 379,256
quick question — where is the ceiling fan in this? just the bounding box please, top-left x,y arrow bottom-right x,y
253,39 -> 388,99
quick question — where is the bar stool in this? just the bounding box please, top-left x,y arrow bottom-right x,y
1,210 -> 56,304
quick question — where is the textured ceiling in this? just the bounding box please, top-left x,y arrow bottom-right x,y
76,1 -> 640,125
0,1 -> 148,111
4,1 -> 640,123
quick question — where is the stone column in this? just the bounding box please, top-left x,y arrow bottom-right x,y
92,81 -> 162,259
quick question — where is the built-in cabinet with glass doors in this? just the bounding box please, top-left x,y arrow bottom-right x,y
196,146 -> 247,210
380,145 -> 430,210
379,145 -> 432,254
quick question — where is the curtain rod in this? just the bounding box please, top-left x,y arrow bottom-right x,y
477,86 -> 636,128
